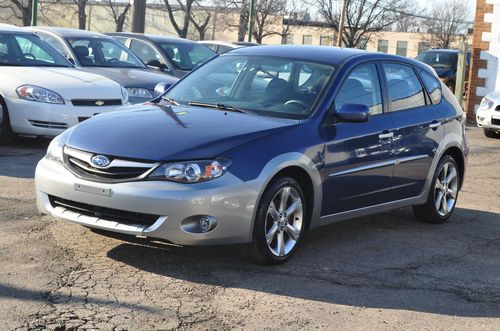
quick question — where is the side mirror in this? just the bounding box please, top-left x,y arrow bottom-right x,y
147,59 -> 168,72
336,104 -> 370,123
154,82 -> 173,96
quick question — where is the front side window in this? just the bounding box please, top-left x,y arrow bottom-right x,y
67,37 -> 145,68
0,33 -> 70,67
335,63 -> 383,115
159,41 -> 215,70
130,39 -> 162,64
420,70 -> 442,104
164,55 -> 335,119
383,63 -> 426,112
36,33 -> 70,58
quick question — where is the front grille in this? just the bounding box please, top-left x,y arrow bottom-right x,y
71,99 -> 122,107
49,195 -> 159,226
64,147 -> 158,183
29,120 -> 68,129
492,118 -> 500,126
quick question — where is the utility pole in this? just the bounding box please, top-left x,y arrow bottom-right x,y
455,35 -> 468,105
131,0 -> 146,33
336,0 -> 347,47
31,0 -> 39,26
247,0 -> 255,42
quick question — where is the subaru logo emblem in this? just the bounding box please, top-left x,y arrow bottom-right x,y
95,100 -> 105,106
91,155 -> 110,168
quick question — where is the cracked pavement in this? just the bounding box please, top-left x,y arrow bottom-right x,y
0,127 -> 499,330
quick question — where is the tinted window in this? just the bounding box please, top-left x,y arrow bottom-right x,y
159,41 -> 215,70
415,51 -> 457,71
383,63 -> 426,112
335,63 -> 383,115
130,39 -> 162,64
420,70 -> 442,104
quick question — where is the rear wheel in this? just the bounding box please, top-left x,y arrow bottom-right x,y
241,177 -> 306,264
0,97 -> 15,145
413,155 -> 460,224
484,128 -> 500,138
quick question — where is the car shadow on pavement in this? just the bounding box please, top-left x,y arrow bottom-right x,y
0,138 -> 49,179
106,206 -> 500,318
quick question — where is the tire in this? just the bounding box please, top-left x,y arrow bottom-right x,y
0,97 -> 15,145
484,128 -> 500,139
413,155 -> 460,224
241,177 -> 307,265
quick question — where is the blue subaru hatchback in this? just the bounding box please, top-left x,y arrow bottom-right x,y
35,46 -> 468,264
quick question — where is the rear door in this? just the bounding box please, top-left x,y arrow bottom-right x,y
322,62 -> 396,215
381,62 -> 444,199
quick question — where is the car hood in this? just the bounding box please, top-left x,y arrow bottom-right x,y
81,67 -> 178,90
65,102 -> 298,161
0,67 -> 123,100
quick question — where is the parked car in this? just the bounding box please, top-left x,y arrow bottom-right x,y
415,49 -> 470,93
107,33 -> 216,78
36,45 -> 468,264
476,92 -> 500,138
26,27 -> 177,104
0,24 -> 128,144
199,40 -> 259,54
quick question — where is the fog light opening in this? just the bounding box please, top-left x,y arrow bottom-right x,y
200,216 -> 212,232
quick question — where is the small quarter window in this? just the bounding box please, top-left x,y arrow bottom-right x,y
420,70 -> 442,104
382,63 -> 426,112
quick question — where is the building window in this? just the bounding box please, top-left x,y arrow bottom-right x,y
418,42 -> 430,54
302,35 -> 313,45
378,40 -> 388,53
396,41 -> 408,57
283,34 -> 294,45
358,38 -> 368,50
320,36 -> 332,46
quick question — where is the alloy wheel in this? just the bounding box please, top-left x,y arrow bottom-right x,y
265,186 -> 303,257
434,162 -> 458,217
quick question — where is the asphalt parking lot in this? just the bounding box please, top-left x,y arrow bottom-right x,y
0,126 -> 499,330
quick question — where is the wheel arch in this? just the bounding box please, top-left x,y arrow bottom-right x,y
442,146 -> 465,190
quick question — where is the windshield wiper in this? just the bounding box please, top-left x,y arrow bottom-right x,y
188,101 -> 251,114
161,96 -> 180,106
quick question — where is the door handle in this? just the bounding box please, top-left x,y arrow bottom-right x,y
378,131 -> 394,139
429,121 -> 442,129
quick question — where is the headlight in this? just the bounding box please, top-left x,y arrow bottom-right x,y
16,85 -> 64,104
479,97 -> 494,111
46,135 -> 65,163
148,159 -> 232,183
127,87 -> 153,99
121,86 -> 129,104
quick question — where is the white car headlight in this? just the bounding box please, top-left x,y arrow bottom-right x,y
46,135 -> 65,163
127,87 -> 153,99
148,159 -> 231,183
16,85 -> 65,104
478,97 -> 494,111
121,86 -> 129,104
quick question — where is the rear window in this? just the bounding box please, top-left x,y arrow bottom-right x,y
420,71 -> 442,104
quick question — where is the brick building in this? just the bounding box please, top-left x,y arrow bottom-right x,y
466,0 -> 500,119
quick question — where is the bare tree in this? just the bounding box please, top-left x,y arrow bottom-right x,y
0,0 -> 32,26
423,0 -> 469,48
393,0 -> 423,32
189,1 -> 213,40
103,0 -> 131,32
163,0 -> 195,38
314,0 -> 407,48
251,0 -> 287,43
70,0 -> 89,30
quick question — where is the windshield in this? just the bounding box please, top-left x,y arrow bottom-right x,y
0,33 -> 70,67
67,37 -> 145,68
164,55 -> 336,119
416,52 -> 457,70
159,42 -> 216,71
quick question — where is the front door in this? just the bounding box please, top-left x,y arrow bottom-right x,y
322,63 -> 396,216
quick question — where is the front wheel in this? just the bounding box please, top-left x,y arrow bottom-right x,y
241,177 -> 306,265
0,98 -> 15,145
484,128 -> 500,139
413,155 -> 460,224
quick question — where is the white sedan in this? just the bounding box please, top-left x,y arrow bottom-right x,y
0,24 -> 128,144
476,91 -> 500,138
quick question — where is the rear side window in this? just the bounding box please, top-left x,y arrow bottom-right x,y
383,63 -> 426,112
420,70 -> 442,104
335,63 -> 383,115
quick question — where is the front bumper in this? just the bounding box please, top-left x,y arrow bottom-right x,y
35,157 -> 259,245
4,96 -> 125,137
476,108 -> 500,131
